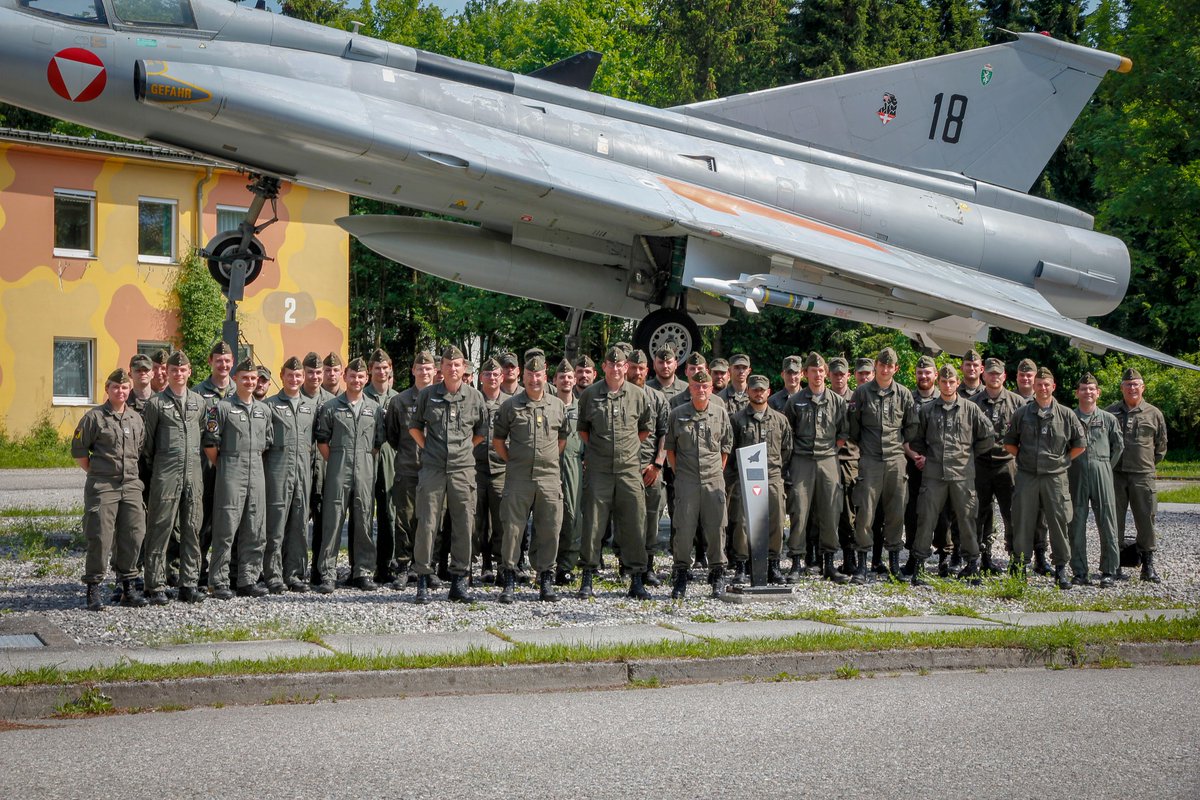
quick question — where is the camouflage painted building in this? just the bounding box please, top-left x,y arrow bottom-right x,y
0,128 -> 349,437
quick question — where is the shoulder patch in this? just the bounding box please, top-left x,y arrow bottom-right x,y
206,419 -> 219,433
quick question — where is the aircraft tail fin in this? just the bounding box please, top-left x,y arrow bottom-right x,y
675,33 -> 1130,193
528,51 -> 603,91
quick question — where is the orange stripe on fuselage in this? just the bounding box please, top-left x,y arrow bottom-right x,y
658,176 -> 886,253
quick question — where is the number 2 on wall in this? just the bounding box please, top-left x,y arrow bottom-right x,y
283,296 -> 297,324
929,93 -> 968,144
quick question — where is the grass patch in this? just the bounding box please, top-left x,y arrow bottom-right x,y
880,604 -> 919,618
1157,452 -> 1200,480
0,506 -> 84,518
1091,655 -> 1133,669
53,687 -> 115,717
753,608 -> 845,625
689,613 -> 718,623
934,602 -> 983,619
627,676 -> 662,689
834,663 -> 860,679
1158,485 -> 1200,503
149,619 -> 333,646
0,415 -> 75,469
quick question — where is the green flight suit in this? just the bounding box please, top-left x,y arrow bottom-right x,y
263,391 -> 317,588
578,380 -> 652,572
557,395 -> 584,572
786,387 -> 849,555
1106,400 -> 1168,553
302,386 -> 336,580
970,387 -> 1024,555
315,393 -> 385,582
849,380 -> 918,552
494,390 -> 569,572
475,389 -> 510,571
72,402 -> 146,584
730,403 -> 791,559
202,395 -> 273,590
666,400 -> 732,570
386,385 -> 423,571
1003,398 -> 1086,567
365,382 -> 399,579
633,384 -> 669,565
832,386 -> 860,552
1069,408 -> 1124,576
719,385 -> 751,558
193,377 -> 232,579
141,388 -> 205,592
411,382 -> 488,577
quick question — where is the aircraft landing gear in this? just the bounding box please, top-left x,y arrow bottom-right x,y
634,307 -> 700,362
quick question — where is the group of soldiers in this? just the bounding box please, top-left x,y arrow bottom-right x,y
70,339 -> 1168,610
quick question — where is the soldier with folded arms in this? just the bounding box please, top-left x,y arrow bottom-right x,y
1069,373 -> 1124,587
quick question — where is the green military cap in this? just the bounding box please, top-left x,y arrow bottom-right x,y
210,340 -> 234,357
129,353 -> 153,371
1017,358 -> 1037,373
984,357 -> 1005,374
150,348 -> 170,365
166,351 -> 189,367
1121,367 -> 1143,382
916,355 -> 936,370
937,364 -> 958,381
106,367 -> 131,385
803,352 -> 825,369
498,351 -> 519,367
962,348 -> 983,363
257,365 -> 272,381
281,356 -> 303,371
302,352 -> 321,369
1035,366 -> 1054,381
368,348 -> 390,365
346,357 -> 368,372
441,345 -> 465,361
855,357 -> 875,372
876,347 -> 899,365
684,352 -> 707,367
604,345 -> 627,364
628,349 -> 649,365
234,357 -> 256,374
575,354 -> 595,369
710,358 -> 730,372
612,342 -> 632,356
525,353 -> 547,371
1078,372 -> 1099,387
463,361 -> 474,374
729,353 -> 751,367
323,352 -> 344,368
413,350 -> 435,365
524,347 -> 546,361
480,356 -> 501,372
654,344 -> 676,360
781,355 -> 803,372
689,368 -> 712,383
748,374 -> 770,389
828,357 -> 849,374
556,358 -> 573,374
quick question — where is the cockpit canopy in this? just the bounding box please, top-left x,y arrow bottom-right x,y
20,0 -> 196,27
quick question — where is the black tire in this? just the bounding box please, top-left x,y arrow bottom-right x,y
633,308 -> 701,362
205,231 -> 265,290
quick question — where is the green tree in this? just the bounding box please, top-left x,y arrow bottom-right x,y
171,250 -> 226,382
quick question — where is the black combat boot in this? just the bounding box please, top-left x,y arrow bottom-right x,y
841,548 -> 856,576
671,567 -> 688,599
957,558 -> 981,585
1071,572 -> 1092,587
1054,565 -> 1071,590
498,569 -> 516,604
236,582 -> 269,597
448,575 -> 472,603
767,558 -> 785,585
147,589 -> 170,606
850,550 -> 871,585
709,567 -> 727,598
211,586 -> 235,601
1099,573 -> 1115,588
887,551 -> 903,581
785,556 -> 805,584
554,567 -> 574,586
731,560 -> 749,585
805,544 -> 822,576
539,570 -> 559,602
628,572 -> 651,600
980,550 -> 995,574
85,583 -> 103,612
414,574 -> 431,605
576,569 -> 595,600
937,553 -> 950,578
120,579 -> 148,608
481,554 -> 495,585
644,557 -> 661,587
823,552 -> 849,585
178,585 -> 206,604
949,552 -> 963,572
872,543 -> 886,575
1140,552 -> 1161,583
350,576 -> 377,591
901,554 -> 917,578
1034,549 -> 1052,576
911,559 -> 930,587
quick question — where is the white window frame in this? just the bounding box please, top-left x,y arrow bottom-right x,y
52,337 -> 94,406
52,188 -> 96,259
137,196 -> 178,264
216,204 -> 250,234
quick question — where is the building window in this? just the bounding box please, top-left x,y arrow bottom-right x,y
53,189 -> 95,258
138,197 -> 176,263
216,205 -> 249,234
53,338 -> 93,405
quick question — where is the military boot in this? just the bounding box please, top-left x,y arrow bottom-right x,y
1033,549 -> 1052,576
85,583 -> 103,612
147,590 -> 170,606
576,569 -> 596,600
785,556 -> 805,584
628,572 -> 652,600
957,558 -> 981,585
1054,565 -> 1071,590
539,571 -> 560,602
480,554 -> 495,585
731,560 -> 749,585
671,567 -> 688,599
823,552 -> 849,585
644,558 -> 662,587
448,575 -> 472,603
554,567 -> 574,586
937,553 -> 950,578
120,579 -> 148,608
850,550 -> 871,585
887,551 -> 903,581
949,552 -> 963,573
767,558 -> 785,585
901,554 -> 917,578
1140,552 -> 1161,583
709,567 -> 727,598
498,570 -> 516,604
980,550 -> 996,574
911,559 -> 930,587
805,544 -> 822,576
177,586 -> 206,604
414,574 -> 431,605
841,548 -> 857,576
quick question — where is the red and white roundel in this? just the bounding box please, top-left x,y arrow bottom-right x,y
48,48 -> 107,102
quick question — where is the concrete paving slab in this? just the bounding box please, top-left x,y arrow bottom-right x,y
0,647 -> 130,675
845,615 -> 1003,633
124,640 -> 332,666
982,609 -> 1196,627
674,620 -> 845,640
322,631 -> 512,656
504,624 -> 689,648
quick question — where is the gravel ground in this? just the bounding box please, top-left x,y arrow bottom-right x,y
2,506 -> 1197,648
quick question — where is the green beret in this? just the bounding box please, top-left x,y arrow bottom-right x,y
690,368 -> 712,383
323,352 -> 344,368
480,357 -> 501,372
1121,368 -> 1143,382
166,351 -> 190,367
781,355 -> 803,372
1078,372 -> 1099,387
654,344 -> 676,360
684,351 -> 707,367
855,357 -> 875,372
984,357 -> 1005,374
963,348 -> 983,363
916,355 -> 936,370
710,358 -> 729,372
803,352 -> 825,370
129,353 -> 153,371
525,354 -> 547,371
346,357 -> 368,372
441,345 -> 465,362
604,346 -> 627,364
748,374 -> 770,389
210,340 -> 234,357
574,355 -> 595,369
628,349 -> 649,365
828,357 -> 849,374
1035,366 -> 1054,381
1017,358 -> 1037,373
150,348 -> 170,365
106,367 -> 131,385
498,351 -> 519,367
937,364 -> 958,381
413,350 -> 435,365
368,348 -> 390,365
257,365 -> 272,380
281,356 -> 303,371
302,352 -> 321,369
876,347 -> 898,366
556,358 -> 574,374
729,354 -> 751,367
234,357 -> 256,374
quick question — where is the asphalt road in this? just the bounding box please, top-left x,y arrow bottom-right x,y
4,666 -> 1197,798
0,468 -> 83,511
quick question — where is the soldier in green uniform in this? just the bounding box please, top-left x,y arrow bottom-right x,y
314,357 -> 385,592
719,353 -> 752,571
848,347 -> 918,581
385,350 -> 437,587
768,355 -> 804,412
193,340 -> 234,585
253,365 -> 271,401
1002,366 -> 1086,588
141,351 -> 207,605
262,356 -> 317,594
553,359 -> 584,584
904,355 -> 939,558
648,345 -> 683,395
72,368 -> 148,610
958,349 -> 985,399
410,346 -> 488,603
625,349 -> 669,585
364,349 -> 399,584
729,373 -> 791,583
669,352 -> 727,410
851,357 -> 886,574
493,353 -> 571,602
969,358 -> 1023,572
496,351 -> 521,396
475,356 -> 510,583
1013,357 -> 1053,575
149,348 -> 170,394
128,353 -> 155,413
719,354 -> 751,413
577,346 -> 653,599
301,351 -> 336,584
666,368 -> 733,598
907,365 -> 993,585
322,352 -> 344,395
573,354 -> 596,398
710,358 -> 730,394
784,353 -> 850,584
1014,358 -> 1037,402
1069,373 -> 1124,587
1106,368 -> 1168,582
202,358 -> 274,599
828,357 -> 860,574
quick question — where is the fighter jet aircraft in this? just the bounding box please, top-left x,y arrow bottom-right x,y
1,0 -> 1194,369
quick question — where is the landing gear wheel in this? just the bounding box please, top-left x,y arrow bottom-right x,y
205,231 -> 266,290
634,308 -> 701,363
